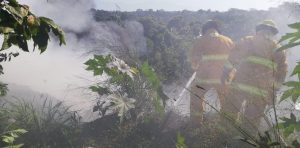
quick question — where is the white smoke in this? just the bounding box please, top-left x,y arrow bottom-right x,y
18,0 -> 95,33
1,0 -> 147,121
267,4 -> 300,78
2,0 -> 97,108
2,0 -> 299,122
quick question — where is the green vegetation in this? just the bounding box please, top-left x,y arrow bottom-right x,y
0,129 -> 27,148
276,22 -> 300,147
85,54 -> 165,121
1,0 -> 300,147
0,0 -> 65,96
0,0 -> 65,147
138,17 -> 191,84
176,132 -> 188,148
0,0 -> 65,52
0,98 -> 82,147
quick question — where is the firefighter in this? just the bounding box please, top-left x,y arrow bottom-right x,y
190,20 -> 234,125
221,20 -> 287,130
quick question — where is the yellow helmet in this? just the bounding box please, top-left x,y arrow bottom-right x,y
256,20 -> 278,35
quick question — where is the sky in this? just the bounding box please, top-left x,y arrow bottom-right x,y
95,0 -> 285,11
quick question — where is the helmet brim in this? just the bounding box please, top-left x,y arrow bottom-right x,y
256,24 -> 278,35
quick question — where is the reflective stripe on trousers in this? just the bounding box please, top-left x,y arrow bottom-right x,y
230,82 -> 268,97
195,78 -> 221,85
201,54 -> 229,61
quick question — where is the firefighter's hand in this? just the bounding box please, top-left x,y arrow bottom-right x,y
228,68 -> 237,83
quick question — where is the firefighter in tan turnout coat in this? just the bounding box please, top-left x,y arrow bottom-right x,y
222,20 -> 288,129
190,20 -> 234,125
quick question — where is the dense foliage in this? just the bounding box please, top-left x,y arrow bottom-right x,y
0,0 -> 65,96
85,54 -> 166,122
0,98 -> 82,147
138,17 -> 191,84
1,0 -> 300,147
91,2 -> 300,85
0,0 -> 65,147
276,22 -> 300,147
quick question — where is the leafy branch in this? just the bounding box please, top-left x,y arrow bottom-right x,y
1,129 -> 27,148
0,0 -> 66,53
85,54 -> 137,123
0,0 -> 66,97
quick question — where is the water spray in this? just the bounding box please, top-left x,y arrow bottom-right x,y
173,71 -> 196,106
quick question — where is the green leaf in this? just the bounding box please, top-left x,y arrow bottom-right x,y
18,7 -> 29,17
277,22 -> 300,50
291,62 -> 300,76
1,34 -> 12,51
0,27 -> 14,33
89,86 -> 109,95
4,4 -> 24,24
39,17 -> 66,45
84,55 -> 114,76
279,33 -> 296,43
280,87 -> 300,103
2,143 -> 24,148
9,129 -> 27,134
2,135 -> 14,144
32,25 -> 49,53
7,0 -> 19,7
16,35 -> 28,52
140,62 -> 160,89
277,41 -> 300,51
278,23 -> 300,44
284,81 -> 300,87
93,68 -> 103,76
176,132 -> 188,148
23,26 -> 32,40
7,34 -> 18,45
89,86 -> 99,92
283,126 -> 295,137
0,129 -> 27,147
280,89 -> 291,102
94,54 -> 111,65
1,34 -> 29,52
0,65 -> 4,74
9,133 -> 18,138
28,25 -> 39,36
0,82 -> 8,96
110,73 -> 125,83
109,93 -> 136,123
30,16 -> 66,52
279,113 -> 300,137
288,22 -> 300,29
84,59 -> 96,66
288,34 -> 300,44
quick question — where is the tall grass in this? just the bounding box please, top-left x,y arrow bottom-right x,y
184,86 -> 283,148
0,97 -> 83,148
